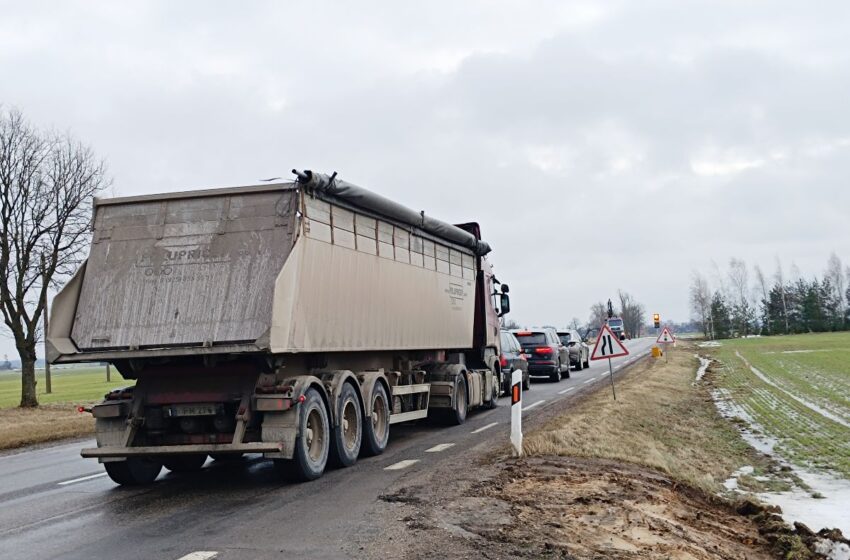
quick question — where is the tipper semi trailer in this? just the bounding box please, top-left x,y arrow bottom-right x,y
48,170 -> 512,485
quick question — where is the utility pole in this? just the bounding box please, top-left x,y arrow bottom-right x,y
106,363 -> 111,382
41,253 -> 51,394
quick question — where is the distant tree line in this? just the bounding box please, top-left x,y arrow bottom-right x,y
690,253 -> 848,339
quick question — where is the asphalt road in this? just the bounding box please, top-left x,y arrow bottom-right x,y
0,337 -> 656,560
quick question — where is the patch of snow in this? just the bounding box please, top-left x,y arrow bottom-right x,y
698,341 -> 721,347
816,539 -> 850,560
735,351 -> 850,429
694,354 -> 711,382
723,465 -> 755,491
711,384 -> 850,537
711,388 -> 779,456
760,467 -> 850,536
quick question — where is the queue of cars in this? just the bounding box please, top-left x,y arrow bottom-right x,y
498,326 -> 591,392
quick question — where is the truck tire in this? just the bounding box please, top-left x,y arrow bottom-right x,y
445,375 -> 468,425
275,387 -> 329,482
329,382 -> 362,468
485,369 -> 500,409
104,458 -> 162,486
163,454 -> 207,473
362,382 -> 390,457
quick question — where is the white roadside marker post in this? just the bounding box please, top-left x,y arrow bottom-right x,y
607,357 -> 617,401
510,369 -> 522,457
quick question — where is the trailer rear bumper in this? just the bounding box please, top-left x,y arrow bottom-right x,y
81,442 -> 283,459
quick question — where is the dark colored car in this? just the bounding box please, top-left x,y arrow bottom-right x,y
499,329 -> 530,393
511,328 -> 569,382
558,329 -> 590,371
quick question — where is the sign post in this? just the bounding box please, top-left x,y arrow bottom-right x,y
590,323 -> 630,401
510,369 -> 522,456
656,327 -> 676,363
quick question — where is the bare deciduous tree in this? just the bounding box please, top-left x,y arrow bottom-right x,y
753,264 -> 769,332
728,258 -> 752,335
689,271 -> 712,338
617,290 -> 645,338
825,253 -> 845,321
774,257 -> 790,334
588,302 -> 608,329
0,108 -> 108,407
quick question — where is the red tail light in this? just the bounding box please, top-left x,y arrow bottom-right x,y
534,347 -> 553,355
499,354 -> 508,368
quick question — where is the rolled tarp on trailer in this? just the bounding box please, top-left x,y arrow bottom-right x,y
293,170 -> 492,256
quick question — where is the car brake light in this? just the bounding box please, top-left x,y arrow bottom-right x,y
534,347 -> 553,355
499,354 -> 508,368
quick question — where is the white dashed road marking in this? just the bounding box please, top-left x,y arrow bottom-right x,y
176,553 -> 218,560
522,399 -> 545,411
583,377 -> 597,384
471,422 -> 498,434
557,387 -> 575,395
385,459 -> 419,471
57,472 -> 108,486
425,443 -> 455,453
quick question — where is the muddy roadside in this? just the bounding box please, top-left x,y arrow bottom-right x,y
354,342 -> 848,559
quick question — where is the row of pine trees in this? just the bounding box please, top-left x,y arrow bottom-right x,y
690,254 -> 848,339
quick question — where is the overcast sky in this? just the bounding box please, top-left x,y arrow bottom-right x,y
2,1 -> 850,358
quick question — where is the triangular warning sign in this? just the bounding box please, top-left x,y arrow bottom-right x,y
590,323 -> 630,360
656,327 -> 675,344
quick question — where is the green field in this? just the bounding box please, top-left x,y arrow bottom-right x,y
0,366 -> 134,409
705,332 -> 850,478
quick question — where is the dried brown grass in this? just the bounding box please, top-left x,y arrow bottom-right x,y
0,404 -> 93,450
523,342 -> 767,493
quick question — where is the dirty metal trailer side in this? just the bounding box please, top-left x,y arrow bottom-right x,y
48,170 -> 511,484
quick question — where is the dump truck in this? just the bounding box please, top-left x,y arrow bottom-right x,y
48,170 -> 511,485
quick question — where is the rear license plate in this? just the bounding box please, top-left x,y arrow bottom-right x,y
167,404 -> 217,417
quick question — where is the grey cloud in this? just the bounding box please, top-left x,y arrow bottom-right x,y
1,1 -> 849,356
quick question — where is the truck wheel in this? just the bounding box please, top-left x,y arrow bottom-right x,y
329,382 -> 363,468
163,454 -> 207,473
275,387 -> 329,482
444,375 -> 468,425
485,369 -> 500,409
362,382 -> 390,457
104,458 -> 162,486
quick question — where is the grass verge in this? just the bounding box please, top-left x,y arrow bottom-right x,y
0,404 -> 94,450
0,366 -> 132,450
523,341 -> 774,494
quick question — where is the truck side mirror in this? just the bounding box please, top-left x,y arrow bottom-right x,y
499,293 -> 511,316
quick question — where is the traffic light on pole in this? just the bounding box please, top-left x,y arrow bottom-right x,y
653,313 -> 660,328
